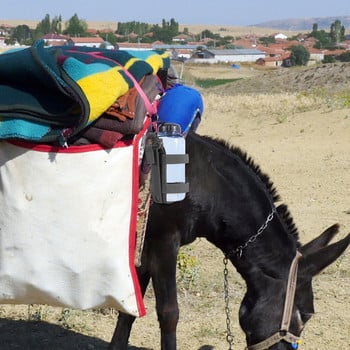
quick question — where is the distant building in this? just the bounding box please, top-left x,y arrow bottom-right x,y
67,36 -> 105,48
172,34 -> 193,43
41,34 -> 69,46
152,44 -> 204,60
191,48 -> 266,63
274,33 -> 288,40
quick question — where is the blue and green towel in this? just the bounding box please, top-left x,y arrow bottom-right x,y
0,40 -> 169,143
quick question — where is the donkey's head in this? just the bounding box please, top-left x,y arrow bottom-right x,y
238,224 -> 349,350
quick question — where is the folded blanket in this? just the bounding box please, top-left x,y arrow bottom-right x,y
71,73 -> 163,147
80,127 -> 124,148
0,40 -> 169,144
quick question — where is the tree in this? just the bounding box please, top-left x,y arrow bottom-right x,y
310,19 -> 346,49
64,13 -> 88,36
151,18 -> 179,43
116,21 -> 151,37
51,15 -> 63,34
311,29 -> 332,49
36,14 -> 51,36
199,29 -> 216,40
290,45 -> 310,66
32,14 -> 63,41
12,25 -> 32,45
4,37 -> 16,45
98,31 -> 117,47
259,36 -> 276,46
330,19 -> 345,45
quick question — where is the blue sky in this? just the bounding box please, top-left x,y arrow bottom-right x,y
1,0 -> 349,26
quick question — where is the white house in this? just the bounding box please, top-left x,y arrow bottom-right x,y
191,49 -> 266,63
68,36 -> 105,48
275,33 -> 288,40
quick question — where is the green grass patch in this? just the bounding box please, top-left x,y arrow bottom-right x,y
338,92 -> 350,107
177,246 -> 199,290
195,78 -> 242,88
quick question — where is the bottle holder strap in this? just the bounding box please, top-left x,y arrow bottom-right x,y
165,154 -> 189,164
163,182 -> 190,194
145,132 -> 189,204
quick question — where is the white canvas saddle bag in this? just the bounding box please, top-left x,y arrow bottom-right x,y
0,127 -> 148,317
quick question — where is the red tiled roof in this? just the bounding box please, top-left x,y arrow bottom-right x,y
307,47 -> 324,53
86,28 -> 98,35
323,49 -> 347,56
232,38 -> 257,48
117,42 -> 153,49
70,37 -> 104,44
41,34 -> 68,40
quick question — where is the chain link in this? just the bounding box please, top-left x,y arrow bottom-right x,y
227,207 -> 276,259
223,257 -> 234,349
223,207 -> 277,349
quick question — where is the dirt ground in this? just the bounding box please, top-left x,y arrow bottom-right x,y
0,63 -> 349,349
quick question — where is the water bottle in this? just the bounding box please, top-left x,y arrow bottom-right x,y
158,123 -> 187,203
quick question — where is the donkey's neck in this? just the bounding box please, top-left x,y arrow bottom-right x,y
232,218 -> 298,289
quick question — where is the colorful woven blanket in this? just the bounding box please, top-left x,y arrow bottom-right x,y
0,40 -> 169,144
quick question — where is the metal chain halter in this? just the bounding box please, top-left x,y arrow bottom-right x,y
223,256 -> 234,349
222,207 -> 302,350
223,207 -> 277,349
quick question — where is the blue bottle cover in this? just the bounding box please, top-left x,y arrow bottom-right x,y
157,84 -> 204,135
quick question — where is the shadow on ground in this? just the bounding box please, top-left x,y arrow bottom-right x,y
128,344 -> 214,349
0,319 -> 216,350
0,319 -> 109,350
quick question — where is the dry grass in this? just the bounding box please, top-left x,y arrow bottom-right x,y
203,91 -> 327,120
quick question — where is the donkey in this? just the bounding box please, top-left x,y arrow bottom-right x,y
110,132 -> 350,350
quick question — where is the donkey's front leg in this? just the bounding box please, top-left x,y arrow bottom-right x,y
151,240 -> 180,350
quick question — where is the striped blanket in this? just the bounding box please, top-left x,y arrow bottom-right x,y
0,40 -> 169,144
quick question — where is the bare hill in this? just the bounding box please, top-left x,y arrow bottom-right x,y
255,15 -> 350,31
208,62 -> 350,96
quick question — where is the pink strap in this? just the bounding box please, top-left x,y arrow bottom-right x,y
116,63 -> 157,116
88,51 -> 157,116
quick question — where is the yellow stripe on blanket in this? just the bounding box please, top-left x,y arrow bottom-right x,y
76,66 -> 129,124
123,57 -> 139,71
123,53 -> 169,75
145,53 -> 168,74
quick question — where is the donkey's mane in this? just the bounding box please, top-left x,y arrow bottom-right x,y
200,134 -> 300,241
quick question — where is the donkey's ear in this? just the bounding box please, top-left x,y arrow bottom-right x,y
300,233 -> 350,277
300,224 -> 340,256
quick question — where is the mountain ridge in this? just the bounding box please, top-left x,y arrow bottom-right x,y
253,15 -> 350,31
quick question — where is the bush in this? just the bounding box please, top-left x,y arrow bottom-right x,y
323,55 -> 336,63
339,51 -> 350,62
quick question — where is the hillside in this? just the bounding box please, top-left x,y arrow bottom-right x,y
254,15 -> 350,31
208,62 -> 350,96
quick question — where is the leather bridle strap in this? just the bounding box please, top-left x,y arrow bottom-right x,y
246,251 -> 303,350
